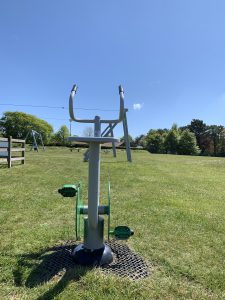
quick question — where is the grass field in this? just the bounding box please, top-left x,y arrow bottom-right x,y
0,148 -> 225,299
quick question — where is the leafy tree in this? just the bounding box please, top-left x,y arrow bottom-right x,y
171,123 -> 179,131
120,134 -> 134,146
217,135 -> 225,156
0,111 -> 53,144
179,125 -> 189,132
145,130 -> 165,153
53,125 -> 70,145
187,119 -> 207,149
203,125 -> 225,156
164,125 -> 179,154
133,134 -> 146,148
178,130 -> 200,155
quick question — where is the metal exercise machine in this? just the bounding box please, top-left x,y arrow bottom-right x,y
83,109 -> 132,162
58,85 -> 133,266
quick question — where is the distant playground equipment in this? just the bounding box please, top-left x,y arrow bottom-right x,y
0,136 -> 25,168
25,130 -> 45,151
83,108 -> 132,162
58,85 -> 133,266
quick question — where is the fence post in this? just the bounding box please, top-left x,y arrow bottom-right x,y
22,140 -> 25,164
8,136 -> 12,168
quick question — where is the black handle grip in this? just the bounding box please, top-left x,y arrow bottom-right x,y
119,85 -> 124,93
71,84 -> 77,93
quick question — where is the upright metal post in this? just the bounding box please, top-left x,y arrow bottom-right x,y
83,122 -> 117,162
69,119 -> 72,136
85,141 -> 104,249
32,130 -> 38,152
84,116 -> 104,249
39,133 -> 45,151
123,109 -> 132,162
109,124 -> 116,157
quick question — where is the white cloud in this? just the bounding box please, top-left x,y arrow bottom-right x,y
133,103 -> 144,110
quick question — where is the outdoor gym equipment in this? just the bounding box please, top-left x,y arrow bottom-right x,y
25,130 -> 45,151
58,85 -> 133,266
83,108 -> 132,162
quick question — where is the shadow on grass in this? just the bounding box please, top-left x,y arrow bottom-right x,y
13,243 -> 90,300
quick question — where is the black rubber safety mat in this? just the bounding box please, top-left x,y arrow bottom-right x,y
104,240 -> 150,279
25,240 -> 150,285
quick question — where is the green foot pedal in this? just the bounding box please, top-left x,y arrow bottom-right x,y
109,226 -> 134,240
58,184 -> 77,197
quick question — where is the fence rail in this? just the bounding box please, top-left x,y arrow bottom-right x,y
0,136 -> 25,168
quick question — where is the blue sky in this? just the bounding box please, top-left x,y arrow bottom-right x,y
1,0 -> 225,138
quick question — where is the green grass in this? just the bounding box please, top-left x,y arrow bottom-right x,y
0,148 -> 225,299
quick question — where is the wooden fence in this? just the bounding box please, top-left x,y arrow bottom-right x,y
0,136 -> 25,168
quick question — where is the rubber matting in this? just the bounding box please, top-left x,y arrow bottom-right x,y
27,240 -> 150,283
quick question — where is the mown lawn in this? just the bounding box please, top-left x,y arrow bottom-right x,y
0,148 -> 225,299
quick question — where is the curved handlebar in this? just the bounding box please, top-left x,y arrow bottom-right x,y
71,84 -> 77,93
69,84 -> 125,124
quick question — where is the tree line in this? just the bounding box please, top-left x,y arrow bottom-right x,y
1,112 -> 225,156
131,119 -> 225,156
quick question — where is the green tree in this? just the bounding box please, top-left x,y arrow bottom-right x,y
133,134 -> 146,148
178,130 -> 200,155
217,135 -> 225,156
203,125 -> 225,156
164,125 -> 179,154
0,111 -> 53,144
120,134 -> 134,146
53,125 -> 70,145
187,119 -> 207,150
145,130 -> 165,153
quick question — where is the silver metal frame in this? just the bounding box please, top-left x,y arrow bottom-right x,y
83,109 -> 132,162
68,85 -> 125,250
25,130 -> 45,151
69,85 -> 124,124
